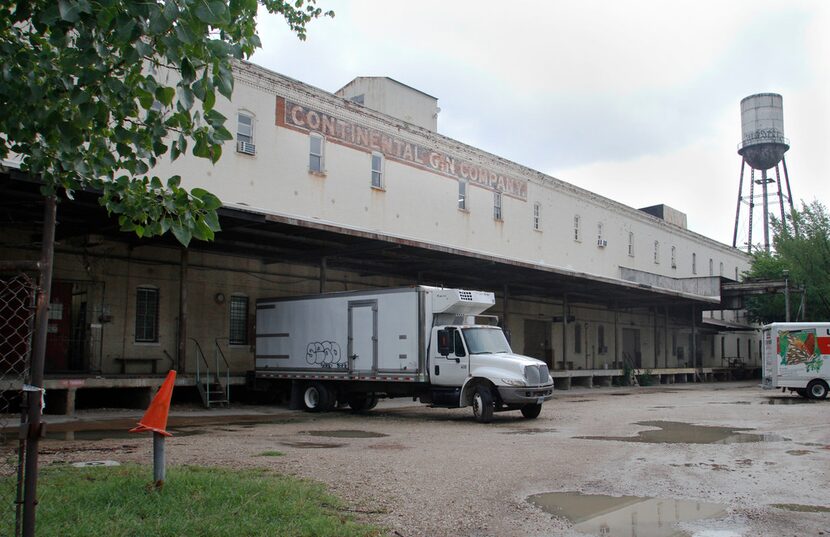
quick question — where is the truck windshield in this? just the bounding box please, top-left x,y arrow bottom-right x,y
462,327 -> 512,354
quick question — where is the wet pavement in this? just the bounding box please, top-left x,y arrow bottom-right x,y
577,420 -> 789,444
528,491 -> 735,537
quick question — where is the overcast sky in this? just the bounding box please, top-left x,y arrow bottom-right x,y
252,0 -> 829,248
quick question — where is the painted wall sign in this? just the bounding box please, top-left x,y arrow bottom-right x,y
277,97 -> 527,200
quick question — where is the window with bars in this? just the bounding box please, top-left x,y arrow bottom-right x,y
709,258 -> 714,276
692,253 -> 697,274
371,152 -> 384,188
135,287 -> 159,343
309,133 -> 325,173
654,240 -> 660,264
229,295 -> 249,345
573,214 -> 581,242
628,231 -> 635,257
533,202 -> 541,230
671,246 -> 677,269
493,191 -> 502,221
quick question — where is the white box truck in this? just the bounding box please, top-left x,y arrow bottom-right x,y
254,286 -> 554,422
761,322 -> 830,399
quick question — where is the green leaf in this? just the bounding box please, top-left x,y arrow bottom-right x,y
170,222 -> 192,246
194,0 -> 231,25
58,0 -> 81,22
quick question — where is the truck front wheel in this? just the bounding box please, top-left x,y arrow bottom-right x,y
472,385 -> 494,423
807,380 -> 829,400
520,403 -> 542,419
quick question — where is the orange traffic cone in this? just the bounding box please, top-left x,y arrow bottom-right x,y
130,370 -> 176,436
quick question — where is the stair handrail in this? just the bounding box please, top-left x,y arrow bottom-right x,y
213,337 -> 231,403
190,337 -> 211,406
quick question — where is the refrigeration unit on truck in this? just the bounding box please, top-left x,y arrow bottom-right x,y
761,322 -> 830,400
254,286 -> 554,422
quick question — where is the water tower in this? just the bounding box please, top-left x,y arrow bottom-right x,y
732,93 -> 795,253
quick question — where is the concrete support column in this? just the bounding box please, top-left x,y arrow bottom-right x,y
319,257 -> 328,294
502,284 -> 510,342
65,388 -> 76,416
561,294 -> 568,371
177,248 -> 188,373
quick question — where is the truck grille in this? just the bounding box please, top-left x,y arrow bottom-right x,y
524,364 -> 550,386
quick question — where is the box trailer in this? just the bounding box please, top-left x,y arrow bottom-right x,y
761,322 -> 830,399
254,286 -> 554,422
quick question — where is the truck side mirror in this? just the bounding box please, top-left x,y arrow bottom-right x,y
437,329 -> 452,356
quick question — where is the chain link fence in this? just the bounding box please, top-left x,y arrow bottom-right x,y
0,273 -> 37,536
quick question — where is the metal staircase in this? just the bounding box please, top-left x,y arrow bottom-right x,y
191,338 -> 230,408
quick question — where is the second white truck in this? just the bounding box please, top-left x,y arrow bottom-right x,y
761,322 -> 830,399
254,286 -> 554,422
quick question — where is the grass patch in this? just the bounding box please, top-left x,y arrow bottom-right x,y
257,450 -> 285,457
1,464 -> 380,537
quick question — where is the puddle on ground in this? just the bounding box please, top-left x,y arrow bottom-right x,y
765,397 -> 816,405
577,421 -> 788,444
303,429 -> 388,439
610,393 -> 632,396
44,428 -> 203,441
770,503 -> 830,513
279,440 -> 345,449
568,399 -> 596,403
500,427 -> 557,435
707,401 -> 752,405
367,442 -> 408,450
529,491 -> 730,537
785,449 -> 813,456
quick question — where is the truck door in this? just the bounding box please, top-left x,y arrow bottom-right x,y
431,327 -> 470,387
348,300 -> 377,373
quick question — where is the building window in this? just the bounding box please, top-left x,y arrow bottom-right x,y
236,113 -> 255,155
735,267 -> 739,281
371,152 -> 384,189
237,113 -> 253,143
493,191 -> 502,221
597,222 -> 604,240
719,262 -> 724,277
135,287 -> 159,343
458,179 -> 467,210
533,202 -> 541,230
709,258 -> 714,276
654,240 -> 660,264
309,133 -> 325,173
671,246 -> 677,269
574,215 -> 581,242
692,253 -> 697,274
597,324 -> 606,353
628,231 -> 635,257
229,295 -> 249,345
574,323 -> 582,354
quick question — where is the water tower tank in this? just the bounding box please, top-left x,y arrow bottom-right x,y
737,93 -> 789,170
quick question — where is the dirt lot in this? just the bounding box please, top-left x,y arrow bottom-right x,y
43,381 -> 830,537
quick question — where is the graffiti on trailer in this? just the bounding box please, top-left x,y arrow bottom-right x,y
779,330 -> 824,372
306,341 -> 347,369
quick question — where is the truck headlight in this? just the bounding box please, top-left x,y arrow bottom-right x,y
501,378 -> 527,387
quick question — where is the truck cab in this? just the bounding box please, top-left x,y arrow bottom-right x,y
429,324 -> 554,422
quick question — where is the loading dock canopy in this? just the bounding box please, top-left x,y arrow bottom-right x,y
1,174 -> 720,313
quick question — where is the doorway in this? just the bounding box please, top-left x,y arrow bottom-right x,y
523,319 -> 552,368
622,328 -> 642,369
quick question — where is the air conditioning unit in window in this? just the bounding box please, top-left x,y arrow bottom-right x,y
237,140 -> 256,155
597,239 -> 607,248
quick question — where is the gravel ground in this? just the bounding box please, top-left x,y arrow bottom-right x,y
42,381 -> 830,537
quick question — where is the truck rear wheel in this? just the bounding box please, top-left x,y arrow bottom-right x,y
807,380 -> 829,400
520,403 -> 542,419
303,382 -> 334,412
348,393 -> 378,412
472,385 -> 494,423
